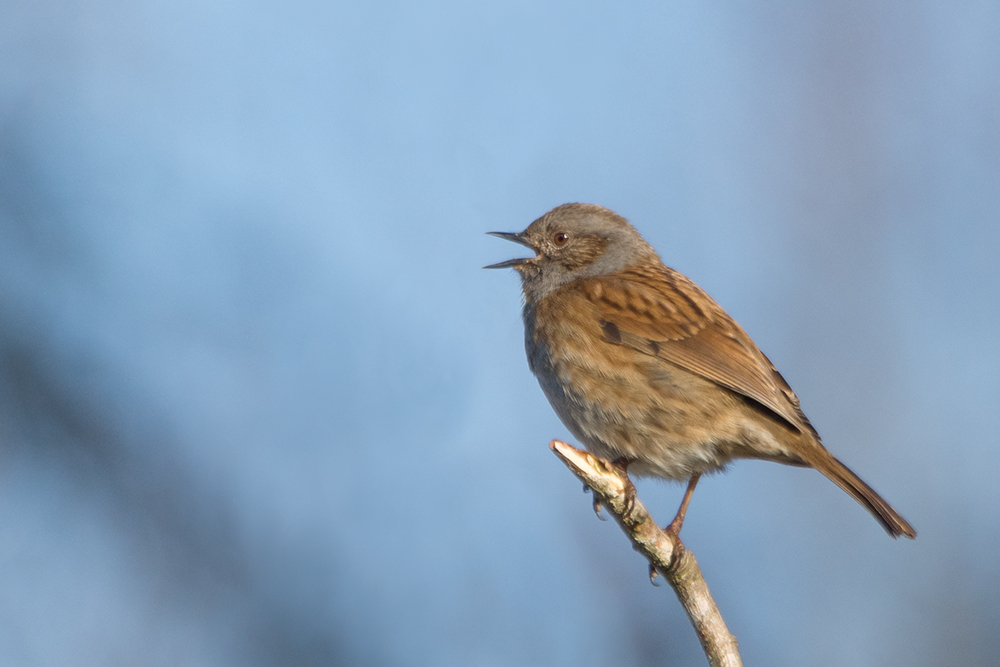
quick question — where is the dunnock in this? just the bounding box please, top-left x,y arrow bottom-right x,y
486,203 -> 915,539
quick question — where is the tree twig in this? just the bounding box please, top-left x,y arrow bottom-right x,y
550,440 -> 742,667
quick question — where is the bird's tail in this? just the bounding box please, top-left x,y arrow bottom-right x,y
805,449 -> 916,539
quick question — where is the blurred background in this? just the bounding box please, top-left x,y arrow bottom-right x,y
1,1 -> 998,665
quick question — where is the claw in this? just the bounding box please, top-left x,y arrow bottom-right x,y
649,563 -> 662,587
593,495 -> 608,521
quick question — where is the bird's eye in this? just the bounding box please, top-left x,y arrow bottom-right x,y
553,232 -> 569,246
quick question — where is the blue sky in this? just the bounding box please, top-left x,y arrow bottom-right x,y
1,1 -> 999,665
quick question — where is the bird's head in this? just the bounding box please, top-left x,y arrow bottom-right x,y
485,203 -> 656,303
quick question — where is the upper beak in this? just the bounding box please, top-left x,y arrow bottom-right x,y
483,231 -> 537,269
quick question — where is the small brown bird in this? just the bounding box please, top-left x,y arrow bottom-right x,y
486,203 -> 915,539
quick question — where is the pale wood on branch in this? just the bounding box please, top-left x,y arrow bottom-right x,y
550,439 -> 742,667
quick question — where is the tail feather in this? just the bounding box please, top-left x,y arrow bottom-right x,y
805,450 -> 916,539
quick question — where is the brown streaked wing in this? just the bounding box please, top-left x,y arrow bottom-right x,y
584,266 -> 810,433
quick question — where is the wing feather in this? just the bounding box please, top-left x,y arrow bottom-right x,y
582,265 -> 814,435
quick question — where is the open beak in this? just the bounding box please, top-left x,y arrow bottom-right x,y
484,231 -> 537,269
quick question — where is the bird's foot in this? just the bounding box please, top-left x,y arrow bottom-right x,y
610,457 -> 638,519
584,485 -> 609,521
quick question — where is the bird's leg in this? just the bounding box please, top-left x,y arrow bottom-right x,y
610,457 -> 638,518
665,473 -> 701,537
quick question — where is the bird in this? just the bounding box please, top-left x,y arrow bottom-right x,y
485,203 -> 915,539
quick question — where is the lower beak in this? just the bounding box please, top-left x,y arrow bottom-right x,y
484,231 -> 536,269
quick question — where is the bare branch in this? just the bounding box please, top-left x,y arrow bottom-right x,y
550,440 -> 742,667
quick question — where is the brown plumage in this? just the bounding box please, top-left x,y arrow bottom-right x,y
487,203 -> 915,539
